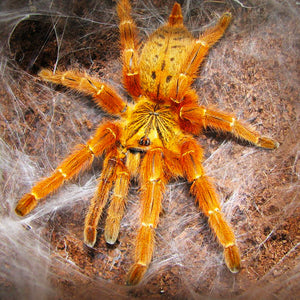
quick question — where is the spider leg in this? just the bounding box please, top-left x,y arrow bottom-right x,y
180,100 -> 279,149
84,148 -> 121,247
104,160 -> 130,245
171,13 -> 232,102
15,122 -> 120,216
39,69 -> 127,116
180,138 -> 241,273
117,0 -> 141,98
127,148 -> 165,285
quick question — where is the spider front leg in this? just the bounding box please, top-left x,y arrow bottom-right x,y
15,122 -> 120,216
39,69 -> 127,116
127,148 -> 166,285
180,99 -> 279,149
104,161 -> 130,245
181,138 -> 241,273
84,148 -> 130,247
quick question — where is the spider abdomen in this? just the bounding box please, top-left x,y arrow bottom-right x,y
139,25 -> 193,100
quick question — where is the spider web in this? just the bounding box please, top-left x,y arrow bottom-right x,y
0,0 -> 299,299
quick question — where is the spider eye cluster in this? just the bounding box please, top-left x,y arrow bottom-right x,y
139,136 -> 151,146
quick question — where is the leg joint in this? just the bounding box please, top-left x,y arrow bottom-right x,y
149,178 -> 161,183
208,207 -> 220,215
182,149 -> 195,157
106,127 -> 117,139
30,192 -> 38,200
196,39 -> 208,48
57,168 -> 67,178
141,222 -> 154,228
230,117 -> 236,127
225,242 -> 235,248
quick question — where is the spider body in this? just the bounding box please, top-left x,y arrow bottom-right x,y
15,0 -> 278,285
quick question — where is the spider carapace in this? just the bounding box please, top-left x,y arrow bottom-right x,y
15,0 -> 278,285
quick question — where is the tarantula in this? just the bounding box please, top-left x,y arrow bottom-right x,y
15,0 -> 278,285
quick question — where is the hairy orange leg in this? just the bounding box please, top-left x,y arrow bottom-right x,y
127,148 -> 165,285
180,102 -> 279,149
117,0 -> 141,97
84,149 -> 123,247
15,122 -> 120,217
180,139 -> 241,273
39,69 -> 127,116
171,12 -> 232,102
104,161 -> 130,245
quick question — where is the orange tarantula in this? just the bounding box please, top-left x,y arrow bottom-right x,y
15,0 -> 278,285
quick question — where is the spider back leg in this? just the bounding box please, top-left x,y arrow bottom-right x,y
117,0 -> 141,98
180,138 -> 241,273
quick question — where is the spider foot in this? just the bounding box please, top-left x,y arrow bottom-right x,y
15,193 -> 37,216
84,225 -> 97,248
224,244 -> 241,273
126,263 -> 147,285
257,136 -> 279,149
104,221 -> 120,245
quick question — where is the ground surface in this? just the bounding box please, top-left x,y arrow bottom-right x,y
0,0 -> 299,299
